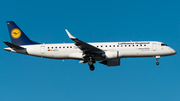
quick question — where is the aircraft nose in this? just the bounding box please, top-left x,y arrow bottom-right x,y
170,48 -> 177,55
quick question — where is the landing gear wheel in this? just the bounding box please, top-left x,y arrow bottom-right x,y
89,65 -> 95,71
156,62 -> 159,65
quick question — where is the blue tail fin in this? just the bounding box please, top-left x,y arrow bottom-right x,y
6,21 -> 39,45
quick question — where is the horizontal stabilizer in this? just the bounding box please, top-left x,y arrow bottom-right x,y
3,41 -> 25,49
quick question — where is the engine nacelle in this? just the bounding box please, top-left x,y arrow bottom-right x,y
104,51 -> 119,59
100,59 -> 120,66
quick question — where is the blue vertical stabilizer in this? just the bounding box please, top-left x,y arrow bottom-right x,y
6,21 -> 39,45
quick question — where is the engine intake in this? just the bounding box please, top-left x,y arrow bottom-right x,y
104,51 -> 119,59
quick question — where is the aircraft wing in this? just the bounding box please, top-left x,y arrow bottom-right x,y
65,29 -> 104,53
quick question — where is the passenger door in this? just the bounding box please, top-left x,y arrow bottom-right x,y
152,43 -> 157,51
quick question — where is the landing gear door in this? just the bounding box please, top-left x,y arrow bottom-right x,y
40,46 -> 45,54
152,43 -> 157,51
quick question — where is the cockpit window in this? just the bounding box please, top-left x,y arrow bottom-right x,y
161,43 -> 168,46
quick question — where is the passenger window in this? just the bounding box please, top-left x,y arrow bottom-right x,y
59,47 -> 61,48
117,45 -> 119,47
140,44 -> 142,46
109,45 -> 111,47
67,46 -> 69,48
52,47 -> 53,49
48,47 -> 49,49
63,47 -> 65,48
105,45 -> 107,47
129,45 -> 131,47
101,45 -> 103,47
125,45 -> 127,47
144,45 -> 146,46
70,46 -> 72,48
133,45 -> 134,47
113,45 -> 115,47
136,45 -> 138,46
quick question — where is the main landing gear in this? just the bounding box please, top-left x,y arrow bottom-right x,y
155,56 -> 160,65
88,58 -> 95,71
82,53 -> 96,71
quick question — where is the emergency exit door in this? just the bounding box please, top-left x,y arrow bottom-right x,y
40,46 -> 45,54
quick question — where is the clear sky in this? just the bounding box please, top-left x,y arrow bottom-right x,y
0,0 -> 180,101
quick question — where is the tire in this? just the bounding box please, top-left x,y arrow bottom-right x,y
89,65 -> 95,71
156,62 -> 159,65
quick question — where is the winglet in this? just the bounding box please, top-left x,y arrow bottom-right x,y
65,29 -> 76,39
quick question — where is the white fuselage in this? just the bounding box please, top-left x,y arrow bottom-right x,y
5,41 -> 176,61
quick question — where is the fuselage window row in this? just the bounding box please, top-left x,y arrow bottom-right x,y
47,44 -> 148,49
48,46 -> 73,49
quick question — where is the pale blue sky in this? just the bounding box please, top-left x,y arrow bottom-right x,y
0,0 -> 180,101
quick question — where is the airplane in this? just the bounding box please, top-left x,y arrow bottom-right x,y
4,21 -> 177,71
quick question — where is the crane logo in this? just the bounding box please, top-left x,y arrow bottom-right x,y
11,28 -> 21,39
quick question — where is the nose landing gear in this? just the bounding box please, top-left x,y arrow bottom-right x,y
155,56 -> 160,65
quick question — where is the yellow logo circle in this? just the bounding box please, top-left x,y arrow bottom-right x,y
11,28 -> 21,39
